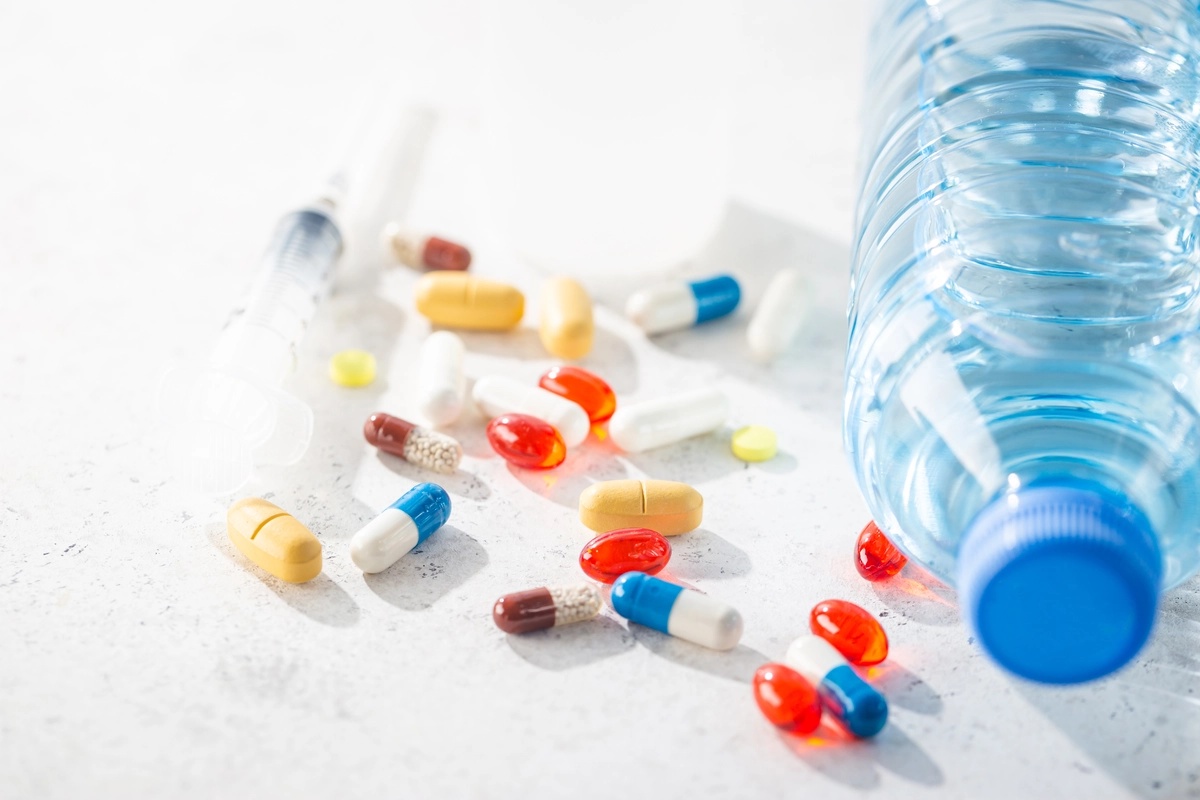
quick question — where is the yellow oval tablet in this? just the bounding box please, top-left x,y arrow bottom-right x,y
578,479 -> 703,536
415,273 -> 524,330
227,497 -> 322,583
329,349 -> 376,387
539,276 -> 594,359
731,425 -> 777,462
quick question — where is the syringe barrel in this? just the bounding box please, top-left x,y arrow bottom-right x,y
212,205 -> 344,383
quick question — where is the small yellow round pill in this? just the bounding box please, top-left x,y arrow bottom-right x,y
329,349 -> 377,388
731,425 -> 778,462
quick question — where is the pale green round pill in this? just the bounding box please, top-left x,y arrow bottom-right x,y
731,425 -> 777,462
329,349 -> 377,388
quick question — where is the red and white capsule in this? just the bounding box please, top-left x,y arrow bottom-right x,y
363,412 -> 463,474
382,222 -> 472,272
492,585 -> 603,634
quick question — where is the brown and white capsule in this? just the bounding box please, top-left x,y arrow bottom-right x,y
382,222 -> 472,272
492,585 -> 603,634
363,412 -> 463,474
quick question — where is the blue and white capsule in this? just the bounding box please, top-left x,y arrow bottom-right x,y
350,483 -> 451,574
625,274 -> 741,334
785,635 -> 888,738
610,572 -> 743,650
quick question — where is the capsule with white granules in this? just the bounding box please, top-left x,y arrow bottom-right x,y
492,585 -> 603,634
363,412 -> 462,474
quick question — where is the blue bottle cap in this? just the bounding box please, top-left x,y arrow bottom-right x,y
818,665 -> 888,738
392,482 -> 452,543
957,484 -> 1161,684
611,571 -> 683,634
688,275 -> 741,324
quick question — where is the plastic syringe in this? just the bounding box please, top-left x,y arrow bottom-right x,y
159,104 -> 435,495
157,196 -> 345,495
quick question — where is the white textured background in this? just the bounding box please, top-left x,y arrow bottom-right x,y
2,1 -> 1198,798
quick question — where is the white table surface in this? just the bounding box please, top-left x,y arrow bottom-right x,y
3,1 -> 1198,798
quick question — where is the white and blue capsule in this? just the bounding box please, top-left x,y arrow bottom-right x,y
610,572 -> 743,650
785,635 -> 888,738
625,274 -> 741,334
350,483 -> 452,574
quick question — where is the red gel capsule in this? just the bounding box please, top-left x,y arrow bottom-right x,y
579,527 -> 671,583
753,663 -> 822,734
423,236 -> 472,272
855,520 -> 907,581
810,599 -> 889,666
486,414 -> 567,469
538,366 -> 617,424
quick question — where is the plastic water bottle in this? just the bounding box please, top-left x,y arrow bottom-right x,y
846,0 -> 1200,684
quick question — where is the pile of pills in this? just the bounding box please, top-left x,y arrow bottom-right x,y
221,221 -> 920,745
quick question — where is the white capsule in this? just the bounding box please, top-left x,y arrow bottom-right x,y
471,375 -> 590,447
416,331 -> 466,426
747,268 -> 807,362
607,388 -> 729,452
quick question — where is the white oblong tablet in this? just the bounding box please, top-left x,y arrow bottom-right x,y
471,375 -> 590,446
747,268 -> 806,362
416,331 -> 466,426
607,388 -> 729,452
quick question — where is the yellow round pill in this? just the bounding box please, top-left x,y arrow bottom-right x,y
731,425 -> 777,462
329,349 -> 377,388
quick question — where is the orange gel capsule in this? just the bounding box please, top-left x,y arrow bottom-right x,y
486,413 -> 567,469
753,663 -> 822,734
855,521 -> 907,581
809,599 -> 889,666
538,366 -> 616,424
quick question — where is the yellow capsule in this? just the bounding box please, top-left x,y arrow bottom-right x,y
226,498 -> 322,583
578,479 -> 703,536
415,273 -> 524,330
539,276 -> 594,359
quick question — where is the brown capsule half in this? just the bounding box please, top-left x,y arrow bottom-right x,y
492,588 -> 557,634
363,413 -> 416,457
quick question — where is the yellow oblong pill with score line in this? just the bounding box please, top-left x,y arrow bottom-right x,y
227,498 -> 322,583
415,272 -> 525,330
732,425 -> 778,462
578,479 -> 703,536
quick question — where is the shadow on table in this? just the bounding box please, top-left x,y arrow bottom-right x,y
863,659 -> 944,716
661,528 -> 753,581
506,615 -> 635,671
204,520 -> 361,628
363,523 -> 488,611
782,718 -> 944,788
630,625 -> 766,684
376,451 -> 492,502
870,565 -> 960,627
1016,579 -> 1200,798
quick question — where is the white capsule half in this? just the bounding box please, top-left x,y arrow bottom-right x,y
607,388 -> 729,452
625,282 -> 699,335
471,375 -> 590,446
416,331 -> 466,426
350,508 -> 420,574
785,635 -> 846,683
747,268 -> 806,362
667,588 -> 744,651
